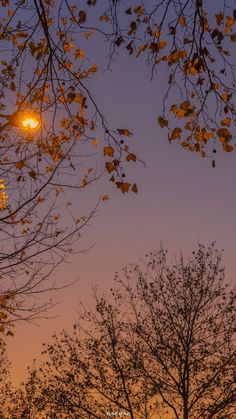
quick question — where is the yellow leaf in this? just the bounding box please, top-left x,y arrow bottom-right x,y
103,146 -> 114,157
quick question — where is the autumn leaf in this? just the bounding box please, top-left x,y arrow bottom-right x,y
105,161 -> 116,173
62,42 -> 74,53
37,196 -> 45,204
74,47 -> 85,59
157,116 -> 168,128
136,44 -> 148,57
230,33 -> 236,42
116,182 -> 130,193
226,16 -> 234,28
10,81 -> 15,91
84,31 -> 94,39
215,12 -> 224,25
103,146 -> 114,157
7,8 -> 14,17
92,139 -> 99,147
131,183 -> 138,193
128,21 -> 137,36
133,5 -> 144,15
115,37 -> 123,47
179,15 -> 186,26
221,117 -> 231,127
28,169 -> 37,180
102,194 -> 109,201
126,153 -> 136,162
188,65 -> 198,76
170,127 -> 182,140
117,128 -> 133,137
15,160 -> 25,170
99,14 -> 109,22
79,10 -> 87,24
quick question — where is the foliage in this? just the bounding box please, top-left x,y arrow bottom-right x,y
0,0 -> 139,327
4,244 -> 236,418
86,0 -> 236,161
2,0 -> 236,325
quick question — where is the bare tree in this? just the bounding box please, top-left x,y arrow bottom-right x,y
5,244 -> 235,418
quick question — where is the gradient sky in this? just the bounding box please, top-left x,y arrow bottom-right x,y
6,3 -> 236,385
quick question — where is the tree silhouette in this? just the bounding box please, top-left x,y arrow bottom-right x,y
4,244 -> 235,418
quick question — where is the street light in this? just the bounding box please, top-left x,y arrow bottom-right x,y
0,110 -> 41,132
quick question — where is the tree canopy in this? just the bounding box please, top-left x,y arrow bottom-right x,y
0,0 -> 139,329
3,244 -> 235,419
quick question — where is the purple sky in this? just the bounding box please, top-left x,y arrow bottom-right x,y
6,9 -> 236,385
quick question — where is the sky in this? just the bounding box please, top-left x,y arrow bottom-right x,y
5,1 -> 236,386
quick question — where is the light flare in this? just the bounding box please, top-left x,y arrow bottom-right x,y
21,116 -> 40,130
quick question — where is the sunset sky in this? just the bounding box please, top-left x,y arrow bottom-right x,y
6,2 -> 236,386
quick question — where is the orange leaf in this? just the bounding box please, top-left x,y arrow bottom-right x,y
170,127 -> 182,140
215,12 -> 224,25
103,146 -> 114,157
221,117 -> 231,127
105,161 -> 115,173
126,153 -> 136,162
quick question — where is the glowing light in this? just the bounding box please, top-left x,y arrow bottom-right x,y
21,116 -> 40,130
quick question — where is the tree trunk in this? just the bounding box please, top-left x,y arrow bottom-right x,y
183,397 -> 188,419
